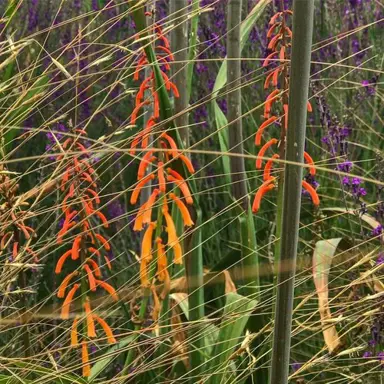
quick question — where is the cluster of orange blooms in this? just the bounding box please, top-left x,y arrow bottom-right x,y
130,14 -> 194,296
253,9 -> 320,213
55,129 -> 116,377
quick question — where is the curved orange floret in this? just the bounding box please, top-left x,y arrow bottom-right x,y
304,151 -> 316,176
255,116 -> 279,146
267,23 -> 280,38
263,51 -> 278,67
104,256 -> 112,270
141,222 -> 156,263
163,210 -> 182,265
61,283 -> 80,319
307,101 -> 312,112
95,234 -> 110,251
256,138 -> 278,169
137,151 -> 156,179
71,236 -> 82,260
157,162 -> 166,192
83,264 -> 97,292
95,211 -> 109,228
58,271 -> 78,298
55,250 -> 72,273
252,178 -> 276,214
167,175 -> 193,205
86,258 -> 101,277
12,242 -> 18,260
283,104 -> 289,130
131,174 -> 155,205
142,189 -> 160,224
167,168 -> 184,181
302,180 -> 320,206
84,299 -> 96,337
88,247 -> 101,257
160,133 -> 178,157
179,154 -> 195,173
263,154 -> 280,181
94,315 -> 117,344
156,237 -> 168,282
169,193 -> 194,227
133,202 -> 146,231
96,280 -> 118,301
70,316 -> 79,346
81,341 -> 91,377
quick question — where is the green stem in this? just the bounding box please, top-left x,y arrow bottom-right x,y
269,2 -> 315,383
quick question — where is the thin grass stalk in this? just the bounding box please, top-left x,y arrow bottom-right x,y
170,0 -> 189,147
186,0 -> 200,104
269,1 -> 315,383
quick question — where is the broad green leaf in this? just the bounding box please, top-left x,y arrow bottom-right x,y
205,292 -> 257,384
89,335 -> 135,381
312,238 -> 343,353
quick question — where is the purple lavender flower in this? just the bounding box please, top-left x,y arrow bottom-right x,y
372,225 -> 383,237
376,253 -> 384,265
363,351 -> 372,358
337,161 -> 353,173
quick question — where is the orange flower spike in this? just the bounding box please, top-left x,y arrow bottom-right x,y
167,175 -> 193,205
157,162 -> 166,192
169,193 -> 194,227
86,258 -> 101,277
58,271 -> 78,298
283,104 -> 289,130
71,236 -> 82,260
163,210 -> 182,264
137,150 -> 156,179
141,222 -> 156,263
61,283 -> 80,319
255,116 -> 279,146
307,101 -> 312,112
95,211 -> 109,228
55,250 -> 73,273
85,188 -> 100,204
84,299 -> 96,337
302,180 -> 320,206
95,234 -> 111,251
263,154 -> 280,181
304,152 -> 316,176
83,264 -> 97,292
70,317 -> 79,346
96,280 -> 118,301
180,154 -> 195,174
12,242 -> 18,260
93,315 -> 116,344
252,179 -> 276,214
131,174 -> 155,205
256,138 -> 278,169
262,51 -> 278,67
81,341 -> 91,377
142,189 -> 160,224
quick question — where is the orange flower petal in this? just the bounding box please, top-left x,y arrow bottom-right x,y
61,283 -> 80,319
86,258 -> 101,277
58,271 -> 78,298
256,138 -> 278,169
95,234 -> 110,251
141,222 -> 156,263
263,154 -> 280,181
84,264 -> 97,292
70,317 -> 79,347
130,174 -> 155,205
84,298 -> 96,337
163,210 -> 182,264
93,315 -> 116,344
302,180 -> 320,206
71,236 -> 82,260
167,176 -> 193,205
96,280 -> 118,301
55,250 -> 72,274
255,116 -> 279,146
304,151 -> 316,176
169,193 -> 194,227
252,178 -> 276,213
81,341 -> 91,377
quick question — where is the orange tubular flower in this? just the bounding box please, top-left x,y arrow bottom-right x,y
95,234 -> 110,251
58,271 -> 78,298
71,236 -> 82,260
252,178 -> 276,213
96,280 -> 118,301
93,315 -> 116,344
81,341 -> 91,377
56,250 -> 72,274
131,174 -> 155,205
256,138 -> 278,169
255,116 -> 279,146
179,155 -> 195,173
169,193 -> 194,227
83,264 -> 97,292
137,151 -> 156,179
302,180 -> 320,206
142,189 -> 160,224
71,317 -> 79,346
61,283 -> 80,319
162,210 -> 182,265
12,242 -> 18,260
263,154 -> 280,181
156,237 -> 168,282
141,222 -> 156,263
167,175 -> 193,205
86,258 -> 101,277
157,162 -> 166,192
304,152 -> 316,176
84,299 -> 96,337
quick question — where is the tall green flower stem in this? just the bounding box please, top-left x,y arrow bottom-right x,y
227,0 -> 259,299
269,2 -> 315,384
170,0 -> 189,147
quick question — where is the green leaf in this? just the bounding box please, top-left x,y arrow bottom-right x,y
89,335 -> 135,381
205,292 -> 257,384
